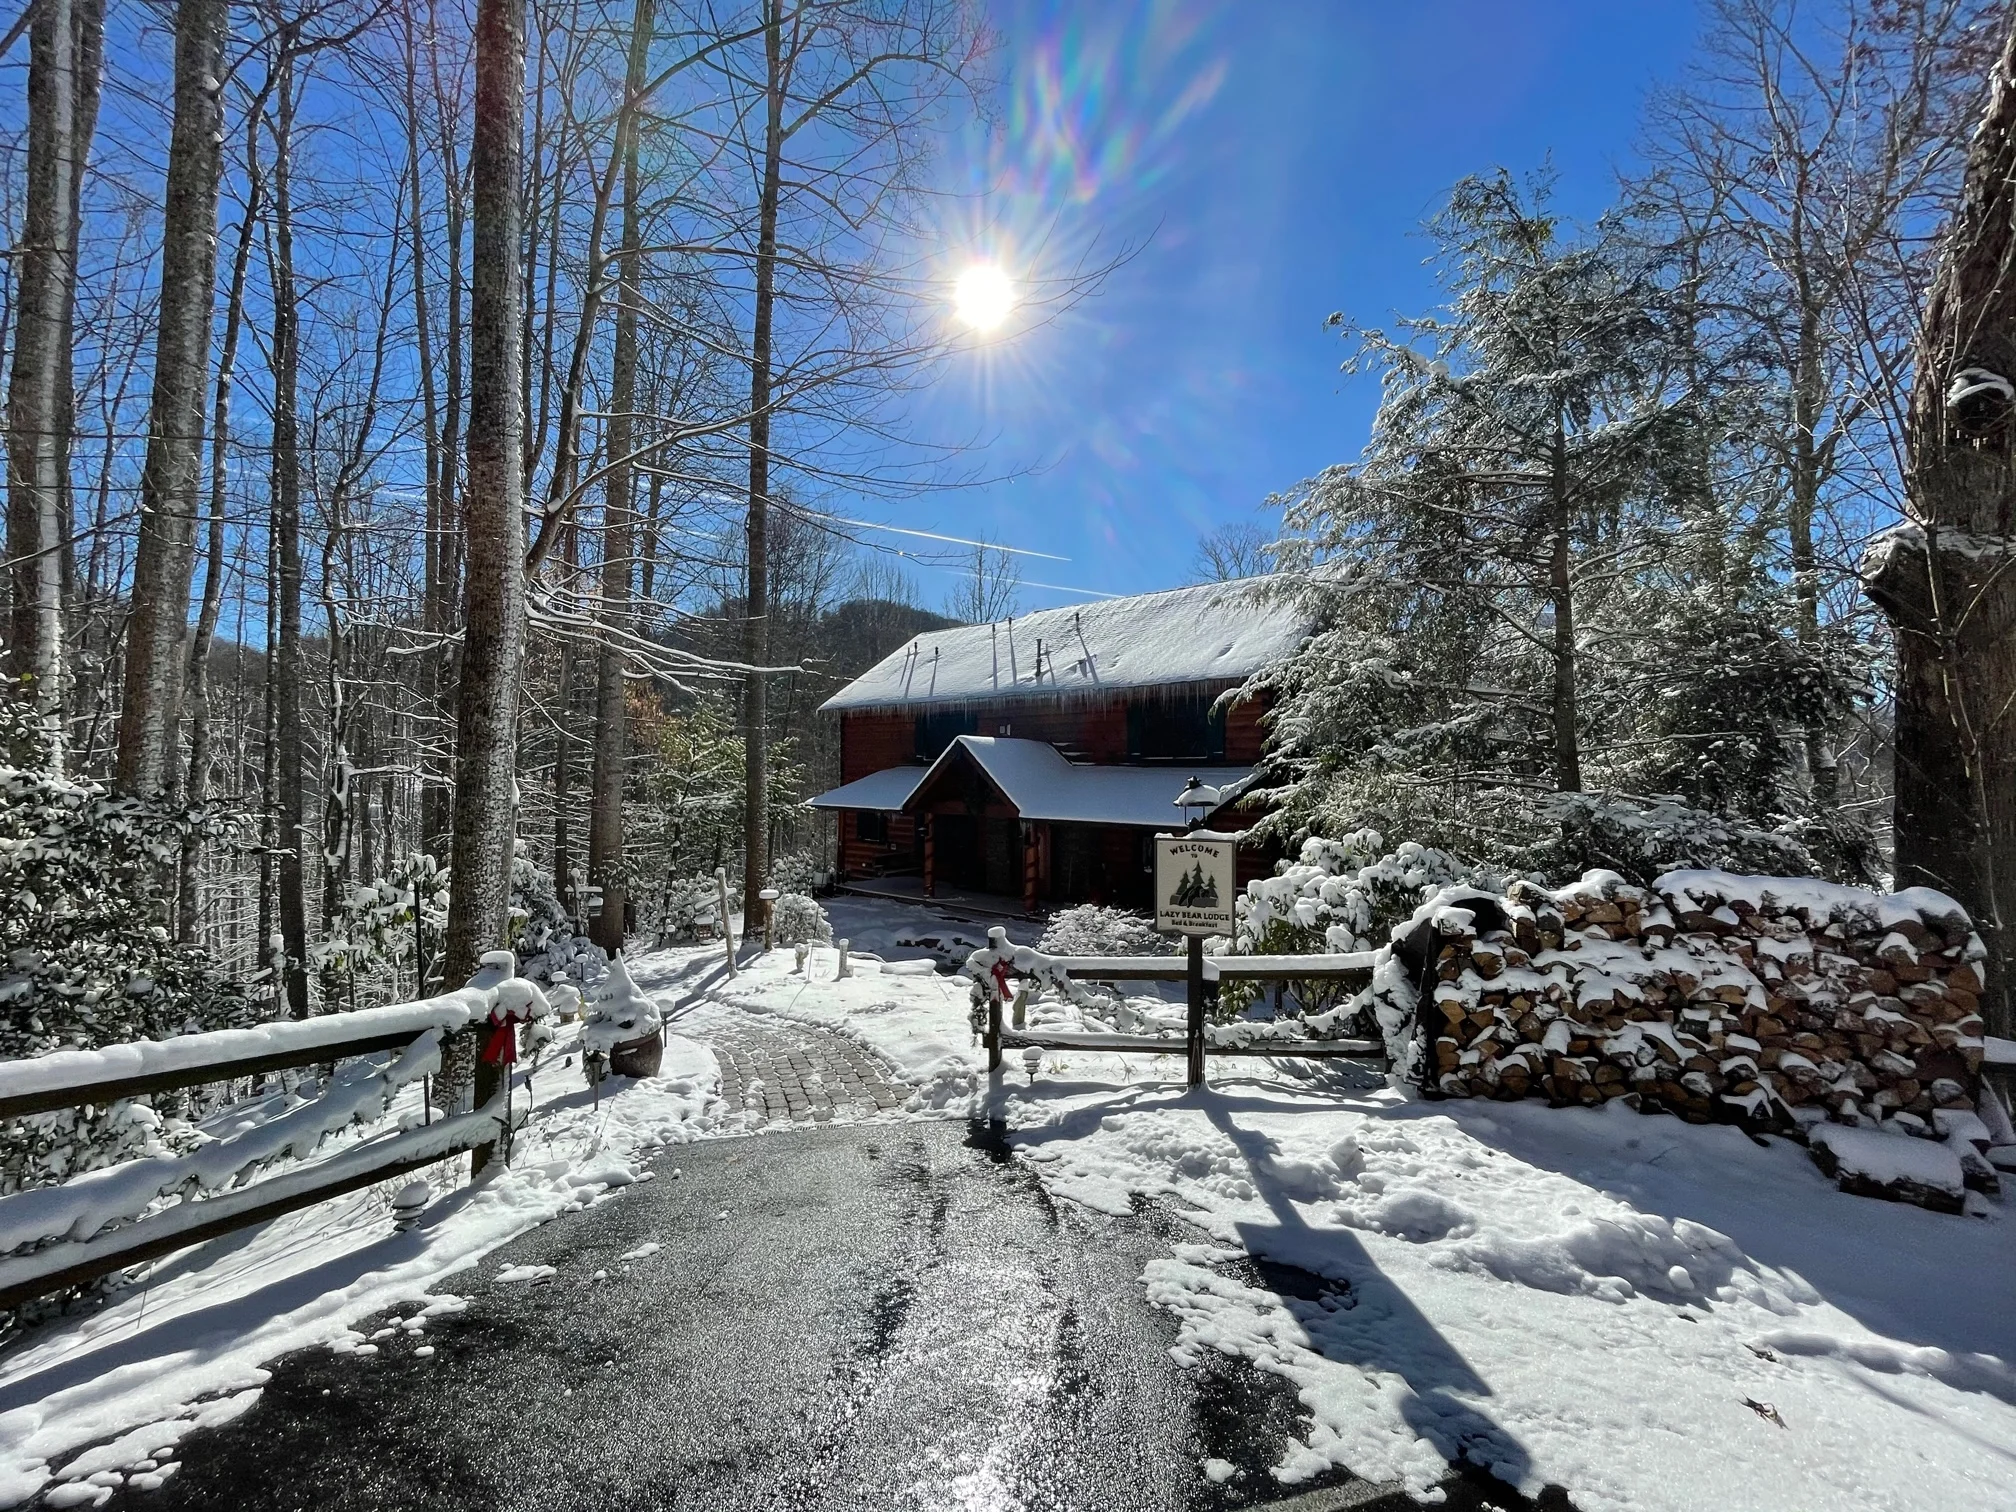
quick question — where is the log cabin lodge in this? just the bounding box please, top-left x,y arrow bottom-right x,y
810,580 -> 1312,914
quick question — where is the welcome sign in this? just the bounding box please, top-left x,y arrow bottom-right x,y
1155,835 -> 1237,936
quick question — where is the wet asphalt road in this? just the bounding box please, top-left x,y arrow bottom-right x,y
91,1121 -> 1560,1512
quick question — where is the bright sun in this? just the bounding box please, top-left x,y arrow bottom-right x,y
953,263 -> 1015,331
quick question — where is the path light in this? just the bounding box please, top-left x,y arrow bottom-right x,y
1175,776 -> 1220,829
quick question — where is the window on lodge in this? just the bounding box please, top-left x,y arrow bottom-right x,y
856,810 -> 889,844
914,709 -> 977,760
1126,695 -> 1225,761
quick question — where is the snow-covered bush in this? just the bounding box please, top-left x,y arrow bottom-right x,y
1511,792 -> 1819,891
508,844 -> 606,986
1038,905 -> 1164,958
580,954 -> 663,1056
0,691 -> 255,1194
768,850 -> 823,896
312,852 -> 450,1007
653,877 -> 724,943
771,892 -> 831,947
1223,831 -> 1493,1023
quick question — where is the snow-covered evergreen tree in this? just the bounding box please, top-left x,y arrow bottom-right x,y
1251,170 -> 1871,883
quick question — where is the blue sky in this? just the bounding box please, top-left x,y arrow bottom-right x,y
888,0 -> 1702,609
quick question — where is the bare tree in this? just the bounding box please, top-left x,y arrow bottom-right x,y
441,0 -> 530,1007
1644,0 -> 1996,804
5,0 -> 102,761
1866,6 -> 2016,1038
587,0 -> 655,956
942,539 -> 1021,623
115,0 -> 230,797
1191,521 -> 1274,582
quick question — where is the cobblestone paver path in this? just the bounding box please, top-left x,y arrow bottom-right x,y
673,1002 -> 908,1126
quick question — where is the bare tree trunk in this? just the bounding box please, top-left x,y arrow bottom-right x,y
588,0 -> 653,956
428,0 -> 468,861
1867,10 -> 2016,1040
267,44 -> 310,1019
1548,412 -> 1581,794
1789,281 -> 1840,804
5,0 -> 101,762
553,576 -> 574,915
180,80 -> 269,944
116,0 -> 228,796
402,1 -> 451,862
741,0 -> 784,920
442,0 -> 528,999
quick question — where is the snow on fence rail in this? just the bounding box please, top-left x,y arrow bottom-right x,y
0,990 -> 488,1119
0,1096 -> 506,1310
962,931 -> 1385,1079
0,961 -> 532,1310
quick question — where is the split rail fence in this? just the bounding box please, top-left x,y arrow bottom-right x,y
984,948 -> 1388,1085
0,996 -> 507,1311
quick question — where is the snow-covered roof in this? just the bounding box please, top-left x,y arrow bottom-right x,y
807,766 -> 928,813
905,736 -> 1255,828
819,578 -> 1309,712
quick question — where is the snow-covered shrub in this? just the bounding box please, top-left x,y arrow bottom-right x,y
580,954 -> 663,1056
653,877 -> 724,943
1512,792 -> 1818,892
768,850 -> 822,896
1038,906 -> 1164,959
0,692 -> 252,1193
312,852 -> 451,1007
508,843 -> 607,986
771,892 -> 831,947
1224,831 -> 1493,1023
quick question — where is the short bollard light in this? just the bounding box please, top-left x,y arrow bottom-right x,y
1022,1046 -> 1044,1084
759,887 -> 780,950
391,1180 -> 431,1232
794,942 -> 809,975
836,938 -> 852,979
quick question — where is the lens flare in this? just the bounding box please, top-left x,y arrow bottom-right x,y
954,263 -> 1015,330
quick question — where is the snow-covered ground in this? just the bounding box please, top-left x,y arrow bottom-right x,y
653,903 -> 2016,1512
0,1026 -> 721,1507
4,892 -> 2013,1511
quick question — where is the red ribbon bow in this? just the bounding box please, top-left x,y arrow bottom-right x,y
480,1012 -> 519,1066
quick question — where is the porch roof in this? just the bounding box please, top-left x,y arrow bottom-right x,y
806,765 -> 928,813
900,736 -> 1256,829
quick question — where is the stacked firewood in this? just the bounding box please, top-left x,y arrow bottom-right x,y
1423,871 -> 1988,1138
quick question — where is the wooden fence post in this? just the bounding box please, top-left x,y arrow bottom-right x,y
715,866 -> 737,978
988,984 -> 1003,1074
1186,934 -> 1206,1088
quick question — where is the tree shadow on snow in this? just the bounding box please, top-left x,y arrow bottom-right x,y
1388,1097 -> 2016,1389
1196,1103 -> 1544,1500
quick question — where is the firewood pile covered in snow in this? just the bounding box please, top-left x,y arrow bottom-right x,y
1395,868 -> 2010,1209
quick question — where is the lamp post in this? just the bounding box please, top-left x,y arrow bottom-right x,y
1175,777 -> 1220,832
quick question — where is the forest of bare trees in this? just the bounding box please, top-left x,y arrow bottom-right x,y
0,0 -> 1026,1044
5,0 -> 2016,1059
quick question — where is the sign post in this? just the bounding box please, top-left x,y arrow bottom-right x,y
1155,834 -> 1237,1088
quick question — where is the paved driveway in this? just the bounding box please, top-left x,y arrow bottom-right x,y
72,1009 -> 1569,1512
